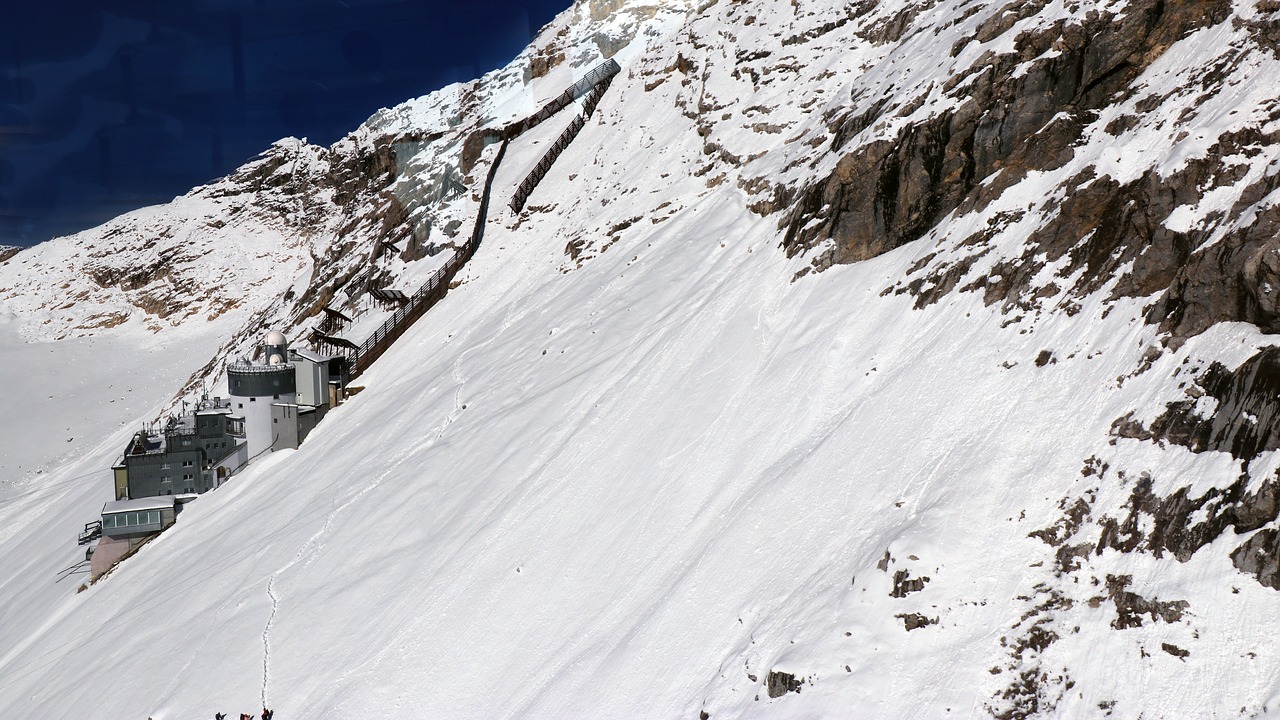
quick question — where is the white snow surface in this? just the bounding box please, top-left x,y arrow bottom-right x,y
2,0 -> 1280,718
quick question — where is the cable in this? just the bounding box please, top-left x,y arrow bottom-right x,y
0,469 -> 104,507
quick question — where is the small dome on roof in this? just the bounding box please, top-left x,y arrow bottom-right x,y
265,330 -> 287,347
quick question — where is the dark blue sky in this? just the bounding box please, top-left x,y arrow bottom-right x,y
0,0 -> 571,248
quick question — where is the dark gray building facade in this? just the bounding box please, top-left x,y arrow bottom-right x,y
118,399 -> 247,500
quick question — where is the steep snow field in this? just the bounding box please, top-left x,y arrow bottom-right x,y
1,167 -> 1275,719
0,319 -> 216,480
3,0 -> 1280,717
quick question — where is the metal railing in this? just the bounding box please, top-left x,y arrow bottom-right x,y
77,521 -> 101,546
501,59 -> 620,140
353,140 -> 512,376
348,137 -> 512,377
342,59 -> 621,377
195,396 -> 231,412
509,70 -> 617,213
227,362 -> 294,375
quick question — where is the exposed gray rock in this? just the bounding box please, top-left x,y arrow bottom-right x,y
1093,470 -> 1279,563
1115,347 -> 1280,460
896,612 -> 938,631
1105,574 -> 1188,629
1035,444 -> 1280,590
890,569 -> 930,597
1231,529 -> 1280,590
765,670 -> 803,698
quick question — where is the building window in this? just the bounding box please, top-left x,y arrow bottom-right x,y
161,463 -> 171,470
274,394 -> 280,399
273,418 -> 278,424
238,403 -> 243,409
182,460 -> 193,467
250,398 -> 256,402
105,510 -> 161,529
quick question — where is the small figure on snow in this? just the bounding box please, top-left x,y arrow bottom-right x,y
241,714 -> 253,720
215,714 -> 226,720
262,709 -> 274,720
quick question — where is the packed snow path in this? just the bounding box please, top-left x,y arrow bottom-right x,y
340,58 -> 621,379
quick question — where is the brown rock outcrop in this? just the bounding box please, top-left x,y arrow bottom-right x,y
1120,347 -> 1280,460
1232,529 -> 1280,590
765,670 -> 803,698
783,0 -> 1231,278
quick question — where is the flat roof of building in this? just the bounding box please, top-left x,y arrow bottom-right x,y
291,348 -> 339,363
271,403 -> 317,413
103,496 -> 176,514
209,439 -> 246,465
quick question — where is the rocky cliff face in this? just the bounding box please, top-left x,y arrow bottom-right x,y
770,0 -> 1280,353
0,0 -> 685,401
783,1 -> 1231,266
0,136 -> 401,337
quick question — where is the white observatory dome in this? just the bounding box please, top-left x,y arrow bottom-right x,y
265,330 -> 287,347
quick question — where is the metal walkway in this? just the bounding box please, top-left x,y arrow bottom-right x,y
336,57 -> 622,379
509,64 -> 618,213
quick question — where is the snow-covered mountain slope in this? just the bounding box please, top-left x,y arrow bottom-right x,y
0,317 -> 224,480
3,0 -> 1280,717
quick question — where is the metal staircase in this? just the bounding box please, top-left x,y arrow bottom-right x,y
333,58 -> 621,379
348,137 -> 510,377
509,61 -> 619,213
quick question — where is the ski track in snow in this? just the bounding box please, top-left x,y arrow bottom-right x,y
257,423 -> 441,708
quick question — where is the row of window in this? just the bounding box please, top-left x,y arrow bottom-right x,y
159,461 -> 195,470
103,510 -> 161,529
232,379 -> 285,389
234,394 -> 283,410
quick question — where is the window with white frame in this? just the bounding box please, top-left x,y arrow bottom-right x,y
103,510 -> 161,529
